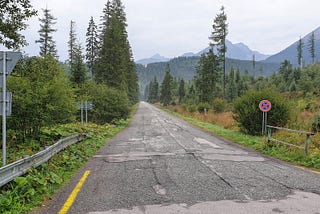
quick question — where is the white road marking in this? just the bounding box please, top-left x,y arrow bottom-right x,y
194,137 -> 222,149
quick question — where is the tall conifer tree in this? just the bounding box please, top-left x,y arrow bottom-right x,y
70,42 -> 87,86
160,64 -> 173,106
86,17 -> 99,78
195,50 -> 220,103
36,8 -> 58,59
297,36 -> 303,69
308,32 -> 315,64
209,6 -> 228,98
68,20 -> 76,65
96,0 -> 139,104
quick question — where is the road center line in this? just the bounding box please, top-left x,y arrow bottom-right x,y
58,170 -> 91,214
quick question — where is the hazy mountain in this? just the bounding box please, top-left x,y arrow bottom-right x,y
136,40 -> 269,65
184,40 -> 270,61
264,26 -> 320,66
136,53 -> 170,65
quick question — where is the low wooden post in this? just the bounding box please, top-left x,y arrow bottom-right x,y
305,134 -> 311,155
267,126 -> 272,143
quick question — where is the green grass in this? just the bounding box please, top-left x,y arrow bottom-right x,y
161,107 -> 320,171
0,120 -> 131,214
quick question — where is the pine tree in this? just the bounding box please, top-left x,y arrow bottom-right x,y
148,77 -> 159,103
227,66 -> 237,101
178,79 -> 185,104
308,32 -> 315,64
0,0 -> 37,49
36,8 -> 58,59
68,20 -> 76,65
70,42 -> 87,86
195,50 -> 220,103
160,64 -> 173,106
85,17 -> 99,78
297,36 -> 303,69
96,0 -> 139,104
209,6 -> 228,98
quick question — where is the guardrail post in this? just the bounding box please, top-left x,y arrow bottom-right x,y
267,126 -> 271,143
305,134 -> 311,155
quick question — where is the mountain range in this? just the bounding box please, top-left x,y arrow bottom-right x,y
264,26 -> 320,65
136,39 -> 270,65
137,26 -> 320,67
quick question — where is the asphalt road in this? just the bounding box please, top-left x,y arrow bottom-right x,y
38,102 -> 320,214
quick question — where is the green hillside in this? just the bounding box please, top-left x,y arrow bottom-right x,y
137,56 -> 280,96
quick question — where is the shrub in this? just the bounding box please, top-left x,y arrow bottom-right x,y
197,102 -> 210,113
213,98 -> 227,113
312,114 -> 320,133
7,56 -> 77,142
233,89 -> 291,135
87,83 -> 131,124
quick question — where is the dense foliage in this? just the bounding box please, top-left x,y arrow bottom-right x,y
0,0 -> 37,49
233,89 -> 291,135
7,56 -> 77,141
95,0 -> 139,104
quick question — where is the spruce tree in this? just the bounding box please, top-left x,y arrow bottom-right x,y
96,0 -> 139,104
195,50 -> 220,103
160,64 -> 173,106
68,20 -> 76,65
178,79 -> 185,104
0,0 -> 37,49
36,8 -> 58,59
297,36 -> 303,69
308,32 -> 315,64
86,17 -> 99,78
70,42 -> 87,86
148,77 -> 159,103
209,6 -> 228,98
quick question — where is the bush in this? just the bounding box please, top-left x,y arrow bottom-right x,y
87,83 -> 131,124
233,89 -> 291,135
7,56 -> 77,142
312,114 -> 320,133
213,98 -> 227,113
197,102 -> 210,113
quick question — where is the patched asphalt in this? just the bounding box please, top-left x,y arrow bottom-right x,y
37,102 -> 320,214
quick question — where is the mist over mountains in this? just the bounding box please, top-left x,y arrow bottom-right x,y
136,39 -> 269,65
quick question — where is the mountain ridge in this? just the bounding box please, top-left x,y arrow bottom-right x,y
136,39 -> 270,65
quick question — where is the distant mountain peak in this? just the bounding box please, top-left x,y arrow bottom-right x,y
264,26 -> 320,66
136,54 -> 170,65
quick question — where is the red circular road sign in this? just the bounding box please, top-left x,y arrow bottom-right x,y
259,100 -> 272,112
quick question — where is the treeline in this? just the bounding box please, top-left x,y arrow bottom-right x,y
145,6 -> 320,135
137,56 -> 280,98
1,0 -> 139,143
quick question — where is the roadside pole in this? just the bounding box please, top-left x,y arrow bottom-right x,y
2,51 -> 6,166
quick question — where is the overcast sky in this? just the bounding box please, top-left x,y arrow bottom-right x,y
21,0 -> 320,61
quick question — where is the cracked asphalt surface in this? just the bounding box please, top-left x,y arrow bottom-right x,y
38,102 -> 320,214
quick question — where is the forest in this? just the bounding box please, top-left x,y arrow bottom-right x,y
0,0 -> 139,154
145,6 -> 320,138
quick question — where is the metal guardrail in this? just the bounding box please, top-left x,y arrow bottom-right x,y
267,125 -> 314,155
0,134 -> 86,187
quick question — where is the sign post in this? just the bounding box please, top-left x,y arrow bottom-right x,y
259,100 -> 272,135
0,51 -> 21,166
77,101 -> 93,125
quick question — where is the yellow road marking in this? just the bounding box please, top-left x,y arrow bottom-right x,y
58,170 -> 90,214
295,166 -> 320,175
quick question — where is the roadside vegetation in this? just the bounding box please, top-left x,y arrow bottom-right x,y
0,121 -> 130,214
0,0 -> 138,213
147,6 -> 320,170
